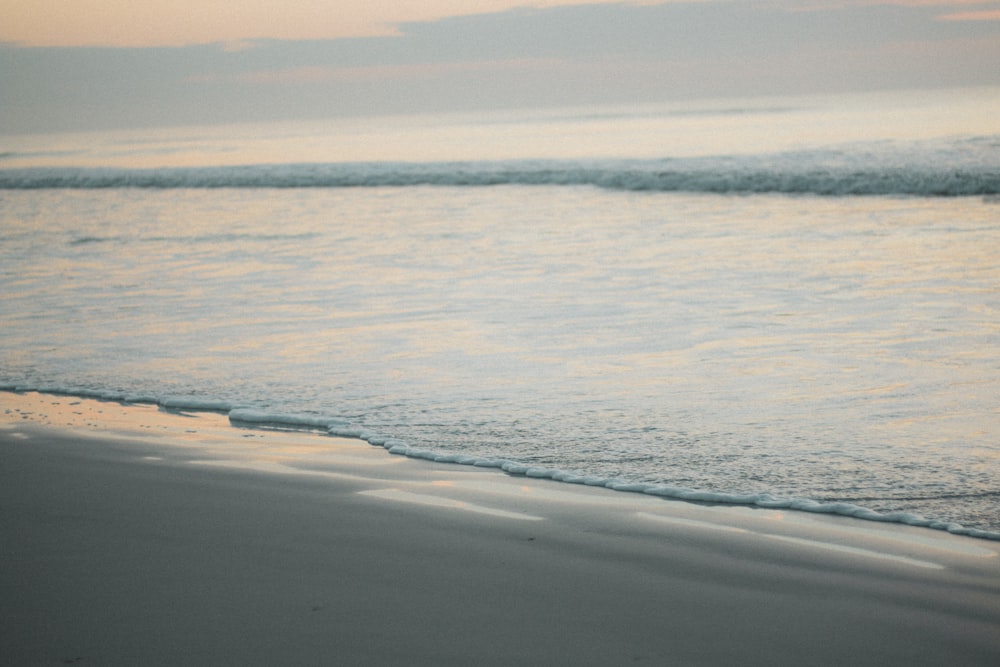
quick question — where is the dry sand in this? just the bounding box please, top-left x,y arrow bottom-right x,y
2,392 -> 999,666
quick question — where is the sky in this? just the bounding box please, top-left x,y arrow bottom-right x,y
2,0 -> 999,133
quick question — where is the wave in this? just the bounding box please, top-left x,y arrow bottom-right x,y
2,158 -> 998,197
4,384 -> 999,541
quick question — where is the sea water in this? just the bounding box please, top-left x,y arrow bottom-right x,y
2,87 -> 999,537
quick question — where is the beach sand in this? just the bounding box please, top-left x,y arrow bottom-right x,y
2,392 -> 999,666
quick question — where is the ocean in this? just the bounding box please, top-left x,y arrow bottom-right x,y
2,86 -> 998,538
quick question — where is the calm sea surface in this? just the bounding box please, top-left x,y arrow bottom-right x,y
2,87 -> 999,536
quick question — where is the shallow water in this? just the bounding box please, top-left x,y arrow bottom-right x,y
2,87 -> 999,534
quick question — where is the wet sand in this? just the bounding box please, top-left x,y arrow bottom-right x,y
2,392 -> 999,666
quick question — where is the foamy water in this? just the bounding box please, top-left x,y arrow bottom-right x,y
2,87 -> 999,537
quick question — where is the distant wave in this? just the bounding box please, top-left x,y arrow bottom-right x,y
2,159 -> 998,197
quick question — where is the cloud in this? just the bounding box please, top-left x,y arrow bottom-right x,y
938,9 -> 1000,19
6,1 -> 998,47
190,59 -> 564,85
1,0 -> 673,48
2,1 -> 998,133
786,1 -> 993,6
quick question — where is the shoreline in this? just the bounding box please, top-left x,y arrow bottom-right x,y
5,388 -> 998,541
3,391 -> 1000,665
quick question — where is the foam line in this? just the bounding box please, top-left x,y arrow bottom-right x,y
4,387 -> 1000,541
228,408 -> 349,430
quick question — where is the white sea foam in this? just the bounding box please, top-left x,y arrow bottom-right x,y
160,396 -> 238,412
228,408 -> 348,430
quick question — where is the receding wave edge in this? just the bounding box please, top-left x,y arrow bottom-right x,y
5,385 -> 999,541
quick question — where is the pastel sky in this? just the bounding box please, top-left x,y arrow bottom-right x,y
2,0 -> 999,133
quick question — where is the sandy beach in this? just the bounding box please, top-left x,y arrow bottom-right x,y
2,392 -> 999,666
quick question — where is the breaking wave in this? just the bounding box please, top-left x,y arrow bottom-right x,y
2,156 -> 998,197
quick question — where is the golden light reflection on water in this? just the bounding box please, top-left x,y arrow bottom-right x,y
0,392 -> 407,474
